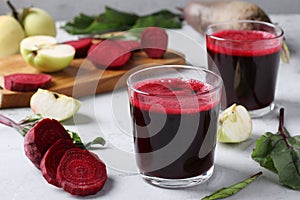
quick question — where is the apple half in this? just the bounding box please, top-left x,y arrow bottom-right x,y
217,104 -> 252,143
20,35 -> 75,72
30,89 -> 82,121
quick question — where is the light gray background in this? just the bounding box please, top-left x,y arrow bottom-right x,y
0,0 -> 299,21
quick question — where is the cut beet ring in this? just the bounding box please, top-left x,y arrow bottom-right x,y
57,148 -> 107,196
40,138 -> 76,187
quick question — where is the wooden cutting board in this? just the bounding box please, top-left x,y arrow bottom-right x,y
0,50 -> 185,108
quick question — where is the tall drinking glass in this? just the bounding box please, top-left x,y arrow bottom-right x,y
206,20 -> 284,117
127,65 -> 222,188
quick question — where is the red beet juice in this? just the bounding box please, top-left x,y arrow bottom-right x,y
207,30 -> 282,111
130,78 -> 220,179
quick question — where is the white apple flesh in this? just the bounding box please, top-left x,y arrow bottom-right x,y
217,104 -> 252,143
30,89 -> 82,122
20,35 -> 75,72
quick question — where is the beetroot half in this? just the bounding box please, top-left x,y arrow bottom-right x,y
88,40 -> 132,69
57,148 -> 107,196
40,138 -> 76,187
24,118 -> 72,169
64,38 -> 93,58
4,73 -> 52,92
116,40 -> 141,52
141,27 -> 168,58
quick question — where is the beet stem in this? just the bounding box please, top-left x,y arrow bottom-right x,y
0,114 -> 18,128
278,108 -> 290,148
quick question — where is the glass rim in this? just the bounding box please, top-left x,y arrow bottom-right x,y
127,65 -> 223,96
205,20 -> 284,42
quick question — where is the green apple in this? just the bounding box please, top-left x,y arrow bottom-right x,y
6,0 -> 56,37
217,104 -> 252,143
0,15 -> 25,58
30,89 -> 82,121
21,7 -> 57,37
20,35 -> 75,72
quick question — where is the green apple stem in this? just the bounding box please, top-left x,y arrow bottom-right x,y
5,0 -> 20,23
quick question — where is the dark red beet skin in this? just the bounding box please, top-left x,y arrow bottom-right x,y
141,27 -> 168,58
24,118 -> 72,169
116,40 -> 141,52
57,148 -> 107,196
88,40 -> 132,69
40,139 -> 76,187
64,38 -> 93,58
4,73 -> 52,92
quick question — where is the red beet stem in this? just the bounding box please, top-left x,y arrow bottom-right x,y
40,139 -> 76,187
24,118 -> 72,169
57,148 -> 107,196
4,73 -> 52,92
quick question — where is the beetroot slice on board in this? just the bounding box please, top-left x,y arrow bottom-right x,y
40,139 -> 76,187
57,148 -> 107,196
24,118 -> 72,169
64,38 -> 93,58
88,40 -> 132,69
116,40 -> 141,52
4,73 -> 52,92
141,27 -> 168,58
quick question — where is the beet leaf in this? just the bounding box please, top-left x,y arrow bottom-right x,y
201,172 -> 262,200
251,108 -> 300,189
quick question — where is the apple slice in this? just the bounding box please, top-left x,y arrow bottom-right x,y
20,35 -> 75,72
30,89 -> 82,121
217,104 -> 252,143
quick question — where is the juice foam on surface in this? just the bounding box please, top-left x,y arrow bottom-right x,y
132,78 -> 218,114
207,30 -> 281,56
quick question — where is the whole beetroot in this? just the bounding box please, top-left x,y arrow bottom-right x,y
182,0 -> 271,34
141,27 -> 168,58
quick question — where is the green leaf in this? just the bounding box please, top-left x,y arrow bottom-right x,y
69,131 -> 86,149
251,108 -> 300,190
62,13 -> 96,34
68,131 -> 105,150
85,137 -> 106,148
62,7 -> 138,35
104,6 -> 138,26
251,132 -> 279,173
131,9 -> 182,29
62,8 -> 182,35
201,172 -> 262,200
271,137 -> 300,189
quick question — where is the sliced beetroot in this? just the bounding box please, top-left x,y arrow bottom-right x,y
24,118 -> 72,169
63,38 -> 93,58
57,148 -> 107,196
87,42 -> 100,55
88,40 -> 132,69
4,73 -> 52,92
116,40 -> 141,51
40,139 -> 76,187
141,27 -> 168,58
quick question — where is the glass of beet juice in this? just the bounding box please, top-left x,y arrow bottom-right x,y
206,20 -> 284,117
127,65 -> 222,188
